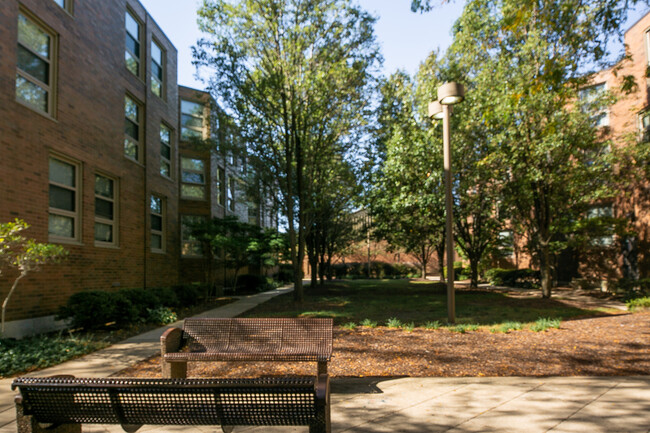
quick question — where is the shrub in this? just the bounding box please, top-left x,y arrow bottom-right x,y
56,291 -> 137,329
172,283 -> 205,307
146,306 -> 178,325
331,261 -> 418,279
451,323 -> 480,333
627,296 -> 650,312
119,288 -> 161,320
530,317 -> 561,332
153,287 -> 180,308
423,320 -> 441,330
276,264 -> 294,283
236,274 -> 268,293
360,319 -> 378,328
402,322 -> 415,332
485,268 -> 540,289
341,322 -> 356,330
498,321 -> 523,333
613,279 -> 650,301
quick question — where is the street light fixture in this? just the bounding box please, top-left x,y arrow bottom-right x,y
428,82 -> 465,324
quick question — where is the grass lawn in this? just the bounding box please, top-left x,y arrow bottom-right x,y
242,279 -> 607,327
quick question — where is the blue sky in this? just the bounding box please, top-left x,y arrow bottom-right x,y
139,0 -> 649,90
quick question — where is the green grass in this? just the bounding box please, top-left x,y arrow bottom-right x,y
386,317 -> 402,328
341,322 -> 357,330
627,296 -> 650,312
242,279 -> 601,327
496,321 -> 524,333
423,320 -> 442,330
360,318 -> 378,328
451,323 -> 480,333
530,317 -> 562,332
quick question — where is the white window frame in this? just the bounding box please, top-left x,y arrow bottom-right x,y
48,155 -> 81,243
216,166 -> 225,206
150,195 -> 165,253
94,173 -> 118,247
151,39 -> 165,98
125,9 -> 142,78
181,157 -> 206,200
16,10 -> 57,116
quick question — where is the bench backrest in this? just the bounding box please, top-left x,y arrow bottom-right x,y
181,317 -> 333,362
13,376 -> 327,427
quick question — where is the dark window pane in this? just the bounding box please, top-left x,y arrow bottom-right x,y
124,139 -> 138,160
125,51 -> 138,75
126,34 -> 139,58
125,118 -> 138,139
152,62 -> 162,80
125,12 -> 139,41
95,198 -> 113,220
50,185 -> 75,211
95,223 -> 113,242
182,172 -> 204,184
150,196 -> 162,213
17,45 -> 49,84
95,175 -> 113,198
161,143 -> 171,159
151,234 -> 162,250
151,214 -> 162,231
49,158 -> 75,186
181,113 -> 203,128
181,185 -> 205,199
160,161 -> 170,177
18,14 -> 49,58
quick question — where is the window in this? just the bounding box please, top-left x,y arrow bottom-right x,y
248,204 -> 258,225
151,40 -> 165,98
150,195 -> 165,252
16,12 -> 55,115
52,0 -> 72,13
639,111 -> 650,142
497,230 -> 514,257
95,174 -> 117,246
578,83 -> 609,128
216,166 -> 225,206
181,158 -> 206,199
160,124 -> 172,178
125,10 -> 141,77
181,100 -> 204,140
587,205 -> 615,247
181,215 -> 206,257
227,176 -> 236,211
49,156 -> 80,242
124,95 -> 141,161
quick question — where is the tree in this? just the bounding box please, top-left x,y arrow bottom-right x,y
368,71 -> 447,279
194,0 -> 380,302
445,0 -> 643,297
1,219 -> 67,335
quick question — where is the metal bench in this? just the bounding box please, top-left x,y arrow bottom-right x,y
161,318 -> 333,379
12,375 -> 330,433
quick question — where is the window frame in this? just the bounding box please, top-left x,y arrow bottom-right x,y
52,0 -> 73,14
160,123 -> 173,179
586,204 -> 615,248
124,94 -> 143,162
48,154 -> 81,243
125,8 -> 142,78
181,215 -> 206,258
150,195 -> 165,253
227,176 -> 236,212
151,38 -> 165,99
181,157 -> 206,200
94,173 -> 119,248
216,166 -> 225,206
180,99 -> 205,141
578,82 -> 609,128
16,10 -> 57,117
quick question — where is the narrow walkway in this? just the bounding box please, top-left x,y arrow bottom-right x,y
1,282 -> 647,432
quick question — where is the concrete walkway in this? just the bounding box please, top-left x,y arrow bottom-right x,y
1,284 -> 648,432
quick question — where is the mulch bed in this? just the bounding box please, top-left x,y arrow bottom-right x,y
116,311 -> 650,378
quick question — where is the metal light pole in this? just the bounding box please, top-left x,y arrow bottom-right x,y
428,82 -> 465,324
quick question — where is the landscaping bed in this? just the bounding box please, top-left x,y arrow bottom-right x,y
116,280 -> 650,378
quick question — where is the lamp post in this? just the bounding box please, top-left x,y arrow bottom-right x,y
428,82 -> 465,324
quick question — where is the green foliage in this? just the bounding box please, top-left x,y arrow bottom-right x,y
497,321 -> 523,333
153,287 -> 180,308
423,320 -> 441,330
531,317 -> 562,332
360,318 -> 378,328
119,288 -> 160,320
235,274 -> 270,293
331,261 -> 418,279
613,279 -> 650,301
341,322 -> 357,330
276,264 -> 295,283
485,268 -> 540,289
0,333 -> 107,377
451,323 -> 480,333
402,322 -> 415,332
172,283 -> 207,307
56,291 -> 137,330
1,219 -> 68,334
146,307 -> 178,325
626,297 -> 650,312
386,317 -> 402,328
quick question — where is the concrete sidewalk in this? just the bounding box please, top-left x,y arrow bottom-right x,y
1,284 -> 648,432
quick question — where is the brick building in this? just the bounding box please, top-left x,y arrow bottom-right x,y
0,0 -> 269,338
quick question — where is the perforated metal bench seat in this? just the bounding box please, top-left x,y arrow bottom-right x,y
161,318 -> 333,378
12,375 -> 330,433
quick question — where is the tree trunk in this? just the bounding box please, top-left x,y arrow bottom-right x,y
469,256 -> 479,289
539,243 -> 552,298
2,271 -> 26,335
437,241 -> 445,283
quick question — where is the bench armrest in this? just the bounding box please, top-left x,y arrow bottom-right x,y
160,327 -> 184,355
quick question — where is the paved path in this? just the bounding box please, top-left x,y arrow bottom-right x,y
2,283 -> 647,432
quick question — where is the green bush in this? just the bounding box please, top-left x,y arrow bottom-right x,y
626,296 -> 650,312
613,279 -> 650,301
119,288 -> 160,320
236,274 -> 268,293
498,321 -> 523,333
153,286 -> 180,307
386,317 -> 402,328
172,283 -> 205,307
486,268 -> 540,288
0,333 -> 106,377
331,261 -> 418,279
146,306 -> 178,325
423,320 -> 441,330
276,264 -> 294,283
530,317 -> 561,332
56,291 -> 137,329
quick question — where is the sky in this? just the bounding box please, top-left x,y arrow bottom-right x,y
138,0 -> 650,91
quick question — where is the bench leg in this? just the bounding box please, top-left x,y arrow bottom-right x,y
162,360 -> 187,379
16,397 -> 80,433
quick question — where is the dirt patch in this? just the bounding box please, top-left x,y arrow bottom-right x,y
116,311 -> 650,378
